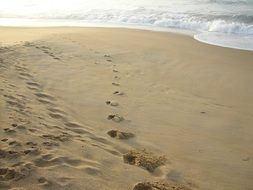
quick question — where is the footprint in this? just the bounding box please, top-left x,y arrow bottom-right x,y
53,57 -> 61,60
242,157 -> 250,161
0,168 -> 16,181
37,176 -> 56,187
107,130 -> 134,139
64,122 -> 82,128
107,114 -> 124,122
23,148 -> 40,156
26,82 -> 41,88
47,107 -> 65,114
27,86 -> 39,91
48,113 -> 65,120
28,128 -> 37,133
11,124 -> 18,127
0,150 -> 20,159
38,176 -> 48,184
3,128 -> 16,134
6,100 -> 25,109
113,91 -> 124,95
123,149 -> 166,172
41,134 -> 71,142
105,101 -> 119,107
113,69 -> 118,73
19,72 -> 32,78
16,94 -> 26,98
112,82 -> 120,86
16,68 -> 28,73
15,65 -> 28,72
42,141 -> 59,147
37,98 -> 55,106
3,95 -> 17,100
34,93 -> 56,101
26,142 -> 38,146
8,140 -> 21,147
40,46 -> 51,50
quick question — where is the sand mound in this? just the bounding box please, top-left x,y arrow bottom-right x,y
133,181 -> 191,190
123,149 -> 166,172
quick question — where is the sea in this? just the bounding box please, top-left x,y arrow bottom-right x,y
0,0 -> 252,50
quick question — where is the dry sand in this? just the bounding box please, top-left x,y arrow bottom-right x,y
0,27 -> 253,190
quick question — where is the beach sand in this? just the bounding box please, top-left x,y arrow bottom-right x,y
0,27 -> 253,190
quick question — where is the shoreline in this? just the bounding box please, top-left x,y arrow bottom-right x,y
1,27 -> 253,190
0,19 -> 252,51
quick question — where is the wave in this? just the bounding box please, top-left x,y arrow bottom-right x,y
1,9 -> 252,36
203,0 -> 249,5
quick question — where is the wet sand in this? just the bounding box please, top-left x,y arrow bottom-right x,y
0,27 -> 253,190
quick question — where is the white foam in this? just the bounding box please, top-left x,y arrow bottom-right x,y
194,32 -> 253,51
208,20 -> 253,35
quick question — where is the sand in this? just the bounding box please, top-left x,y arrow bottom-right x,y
0,27 -> 253,190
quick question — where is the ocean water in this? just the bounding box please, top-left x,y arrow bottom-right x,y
0,0 -> 253,50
